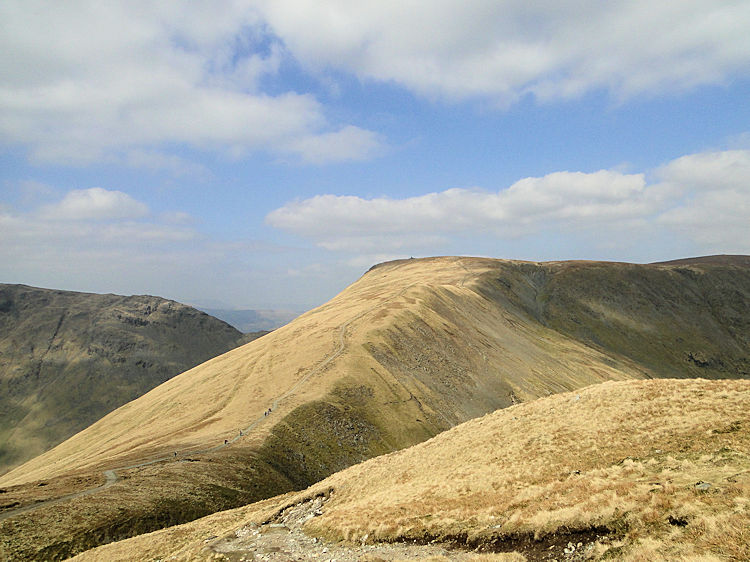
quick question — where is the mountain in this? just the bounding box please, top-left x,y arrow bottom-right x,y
0,256 -> 748,559
75,378 -> 750,561
0,284 -> 250,475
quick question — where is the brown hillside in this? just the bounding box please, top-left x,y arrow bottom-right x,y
0,284 -> 247,474
1,256 -> 748,559
74,378 -> 750,562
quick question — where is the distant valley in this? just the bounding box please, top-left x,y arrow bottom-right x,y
197,307 -> 299,332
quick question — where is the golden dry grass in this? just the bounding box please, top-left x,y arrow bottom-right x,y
75,378 -> 750,561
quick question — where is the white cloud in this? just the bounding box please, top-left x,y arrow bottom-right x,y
283,126 -> 385,164
267,149 -> 750,255
4,3 -> 745,167
0,1 -> 381,165
266,169 -> 658,246
38,188 -> 149,221
0,186 -> 201,294
2,187 -> 192,246
254,1 -> 750,104
656,150 -> 750,247
655,149 -> 750,192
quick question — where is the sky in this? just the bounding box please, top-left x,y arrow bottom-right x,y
2,1 -> 750,311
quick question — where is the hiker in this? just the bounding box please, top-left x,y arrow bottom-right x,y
224,439 -> 228,445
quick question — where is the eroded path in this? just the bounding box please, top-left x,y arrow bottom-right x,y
206,495 -> 505,562
0,470 -> 117,523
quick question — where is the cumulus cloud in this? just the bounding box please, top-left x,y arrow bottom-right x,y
0,185 -> 201,295
38,188 -> 149,221
267,149 -> 750,255
283,126 -> 385,165
5,2 -> 746,167
267,170 -> 658,244
656,149 -> 750,192
656,150 -> 750,246
0,184 -> 330,308
0,1 -> 382,165
2,187 -> 194,248
254,1 -> 750,104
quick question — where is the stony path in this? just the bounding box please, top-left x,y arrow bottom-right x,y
206,495 -> 479,562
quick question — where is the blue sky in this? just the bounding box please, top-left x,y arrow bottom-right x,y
2,1 -> 750,311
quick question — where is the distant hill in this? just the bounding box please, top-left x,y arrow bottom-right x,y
651,254 -> 750,267
1,256 -> 749,560
78,378 -> 750,561
197,308 -> 299,332
0,284 -> 249,475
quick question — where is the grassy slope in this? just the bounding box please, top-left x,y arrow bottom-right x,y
3,258 -> 642,486
1,256 -> 748,559
534,261 -> 749,379
75,379 -> 750,562
0,284 -> 246,474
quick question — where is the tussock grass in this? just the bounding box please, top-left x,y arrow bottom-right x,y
388,552 -> 526,562
300,379 -> 750,559
75,379 -> 750,560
